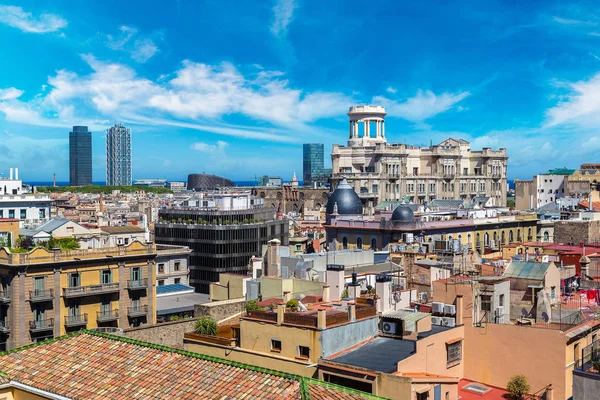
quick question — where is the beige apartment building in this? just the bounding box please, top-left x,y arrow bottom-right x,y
331,106 -> 508,213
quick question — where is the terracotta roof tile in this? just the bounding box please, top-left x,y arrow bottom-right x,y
0,331 -> 385,400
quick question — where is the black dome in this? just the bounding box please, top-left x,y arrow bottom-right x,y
391,206 -> 415,223
326,178 -> 363,215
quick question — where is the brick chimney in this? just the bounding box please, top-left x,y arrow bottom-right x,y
266,239 -> 281,277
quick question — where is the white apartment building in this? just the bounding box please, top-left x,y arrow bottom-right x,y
0,168 -> 52,228
331,106 -> 508,214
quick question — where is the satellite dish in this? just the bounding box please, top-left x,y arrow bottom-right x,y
542,312 -> 549,323
393,293 -> 401,303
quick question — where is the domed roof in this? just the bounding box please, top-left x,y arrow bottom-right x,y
391,206 -> 415,223
325,178 -> 363,215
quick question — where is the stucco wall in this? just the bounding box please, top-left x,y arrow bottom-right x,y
123,318 -> 198,348
320,317 -> 378,358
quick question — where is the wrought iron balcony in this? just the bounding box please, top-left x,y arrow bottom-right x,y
64,313 -> 88,328
127,278 -> 148,290
127,305 -> 148,318
63,282 -> 120,298
97,309 -> 119,323
0,320 -> 9,334
0,289 -> 10,303
29,289 -> 54,303
29,318 -> 54,332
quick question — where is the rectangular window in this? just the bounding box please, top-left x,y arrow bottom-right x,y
34,277 -> 44,296
130,267 -> 140,282
417,393 -> 429,400
174,278 -> 181,284
0,210 -> 3,218
19,210 -> 26,219
39,209 -> 46,219
447,341 -> 462,367
295,245 -> 302,251
463,168 -> 468,175
101,270 -> 112,284
101,296 -> 111,314
69,273 -> 80,288
297,346 -> 310,359
174,262 -> 181,271
551,286 -> 556,300
158,280 -> 165,286
158,263 -> 165,274
271,339 -> 282,352
8,210 -> 14,219
481,295 -> 492,312
499,294 -> 504,307
413,167 -> 419,176
69,299 -> 80,317
124,238 -> 129,245
575,343 -> 580,363
479,183 -> 485,192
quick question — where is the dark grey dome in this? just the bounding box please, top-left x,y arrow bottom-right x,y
391,206 -> 415,223
326,178 -> 363,215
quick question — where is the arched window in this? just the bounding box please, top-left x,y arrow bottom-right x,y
476,233 -> 481,248
509,230 -> 514,243
484,233 -> 489,247
517,230 -> 522,242
528,228 -> 532,241
371,238 -> 377,251
501,231 -> 506,244
493,232 -> 497,242
356,237 -> 363,250
543,231 -> 549,242
342,237 -> 348,249
467,233 -> 471,245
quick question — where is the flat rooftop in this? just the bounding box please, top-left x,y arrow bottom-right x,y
329,337 -> 415,373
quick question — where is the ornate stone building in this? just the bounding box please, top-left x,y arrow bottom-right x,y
331,106 -> 508,214
251,184 -> 329,214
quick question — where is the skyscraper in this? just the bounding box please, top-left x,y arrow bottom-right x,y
106,123 -> 132,186
303,143 -> 326,187
69,126 -> 92,186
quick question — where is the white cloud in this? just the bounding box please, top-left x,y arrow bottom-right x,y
552,16 -> 596,26
106,26 -> 159,63
0,88 -> 23,100
190,140 -> 228,153
271,0 -> 296,38
373,89 -> 470,122
0,5 -> 67,33
545,72 -> 600,128
386,87 -> 397,94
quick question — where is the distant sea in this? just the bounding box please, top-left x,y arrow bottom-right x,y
24,180 -> 296,188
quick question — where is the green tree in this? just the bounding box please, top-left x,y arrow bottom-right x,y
245,299 -> 261,312
507,375 -> 530,399
194,317 -> 218,336
286,299 -> 299,311
507,199 -> 516,209
341,289 -> 349,298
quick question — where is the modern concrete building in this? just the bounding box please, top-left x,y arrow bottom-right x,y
69,126 -> 92,186
155,192 -> 289,293
514,169 -> 575,210
0,168 -> 52,229
0,241 -> 156,350
106,123 -> 132,186
331,106 -> 508,213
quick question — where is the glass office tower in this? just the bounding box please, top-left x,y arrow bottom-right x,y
303,143 -> 325,187
69,126 -> 92,186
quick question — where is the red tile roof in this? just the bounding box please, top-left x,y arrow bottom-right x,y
0,331 -> 384,400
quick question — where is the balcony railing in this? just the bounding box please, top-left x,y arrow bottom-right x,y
97,309 -> 119,322
0,289 -> 9,303
127,278 -> 148,290
127,305 -> 148,318
245,310 -> 278,323
64,313 -> 88,328
29,289 -> 54,303
0,320 -> 9,333
63,282 -> 120,298
29,318 -> 54,332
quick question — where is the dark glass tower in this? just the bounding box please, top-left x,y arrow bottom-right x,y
69,126 -> 92,186
303,143 -> 325,187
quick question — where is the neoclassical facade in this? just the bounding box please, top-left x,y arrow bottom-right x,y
331,106 -> 508,214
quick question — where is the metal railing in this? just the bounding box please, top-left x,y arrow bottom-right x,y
97,309 -> 119,321
127,278 -> 148,289
29,289 -> 54,302
63,282 -> 119,297
127,305 -> 148,317
64,313 -> 88,326
576,339 -> 600,372
29,318 -> 54,331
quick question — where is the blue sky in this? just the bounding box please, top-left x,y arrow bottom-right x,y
1,1 -> 600,182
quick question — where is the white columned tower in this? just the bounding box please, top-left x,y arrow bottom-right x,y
347,105 -> 387,147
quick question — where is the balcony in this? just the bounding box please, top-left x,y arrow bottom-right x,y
64,313 -> 88,328
127,278 -> 148,291
0,320 -> 9,334
97,309 -> 119,323
63,282 -> 120,298
29,318 -> 54,333
29,289 -> 54,303
492,174 -> 502,181
443,174 -> 454,181
0,289 -> 10,304
127,305 -> 148,318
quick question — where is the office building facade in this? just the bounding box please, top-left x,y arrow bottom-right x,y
303,143 -> 330,187
69,126 -> 92,186
106,123 -> 132,186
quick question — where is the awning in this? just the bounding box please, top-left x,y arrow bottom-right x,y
445,337 -> 462,345
415,385 -> 432,394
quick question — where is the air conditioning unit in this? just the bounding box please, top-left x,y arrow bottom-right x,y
431,316 -> 443,325
444,304 -> 456,315
442,317 -> 456,327
432,302 -> 445,314
382,321 -> 398,335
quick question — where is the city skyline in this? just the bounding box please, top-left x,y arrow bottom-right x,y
1,1 -> 600,181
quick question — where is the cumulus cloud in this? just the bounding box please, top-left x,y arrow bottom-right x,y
190,140 -> 228,153
271,0 -> 296,38
545,72 -> 600,128
0,5 -> 67,33
0,88 -> 23,100
106,26 -> 159,63
373,89 -> 470,122
386,87 -> 397,94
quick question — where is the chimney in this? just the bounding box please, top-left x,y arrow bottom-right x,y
277,304 -> 285,325
15,168 -> 18,181
283,291 -> 292,302
322,285 -> 330,303
9,168 -> 12,180
375,274 -> 392,313
267,239 -> 281,277
456,295 -> 464,325
347,268 -> 361,299
317,309 -> 326,330
348,303 -> 356,322
326,264 -> 345,301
